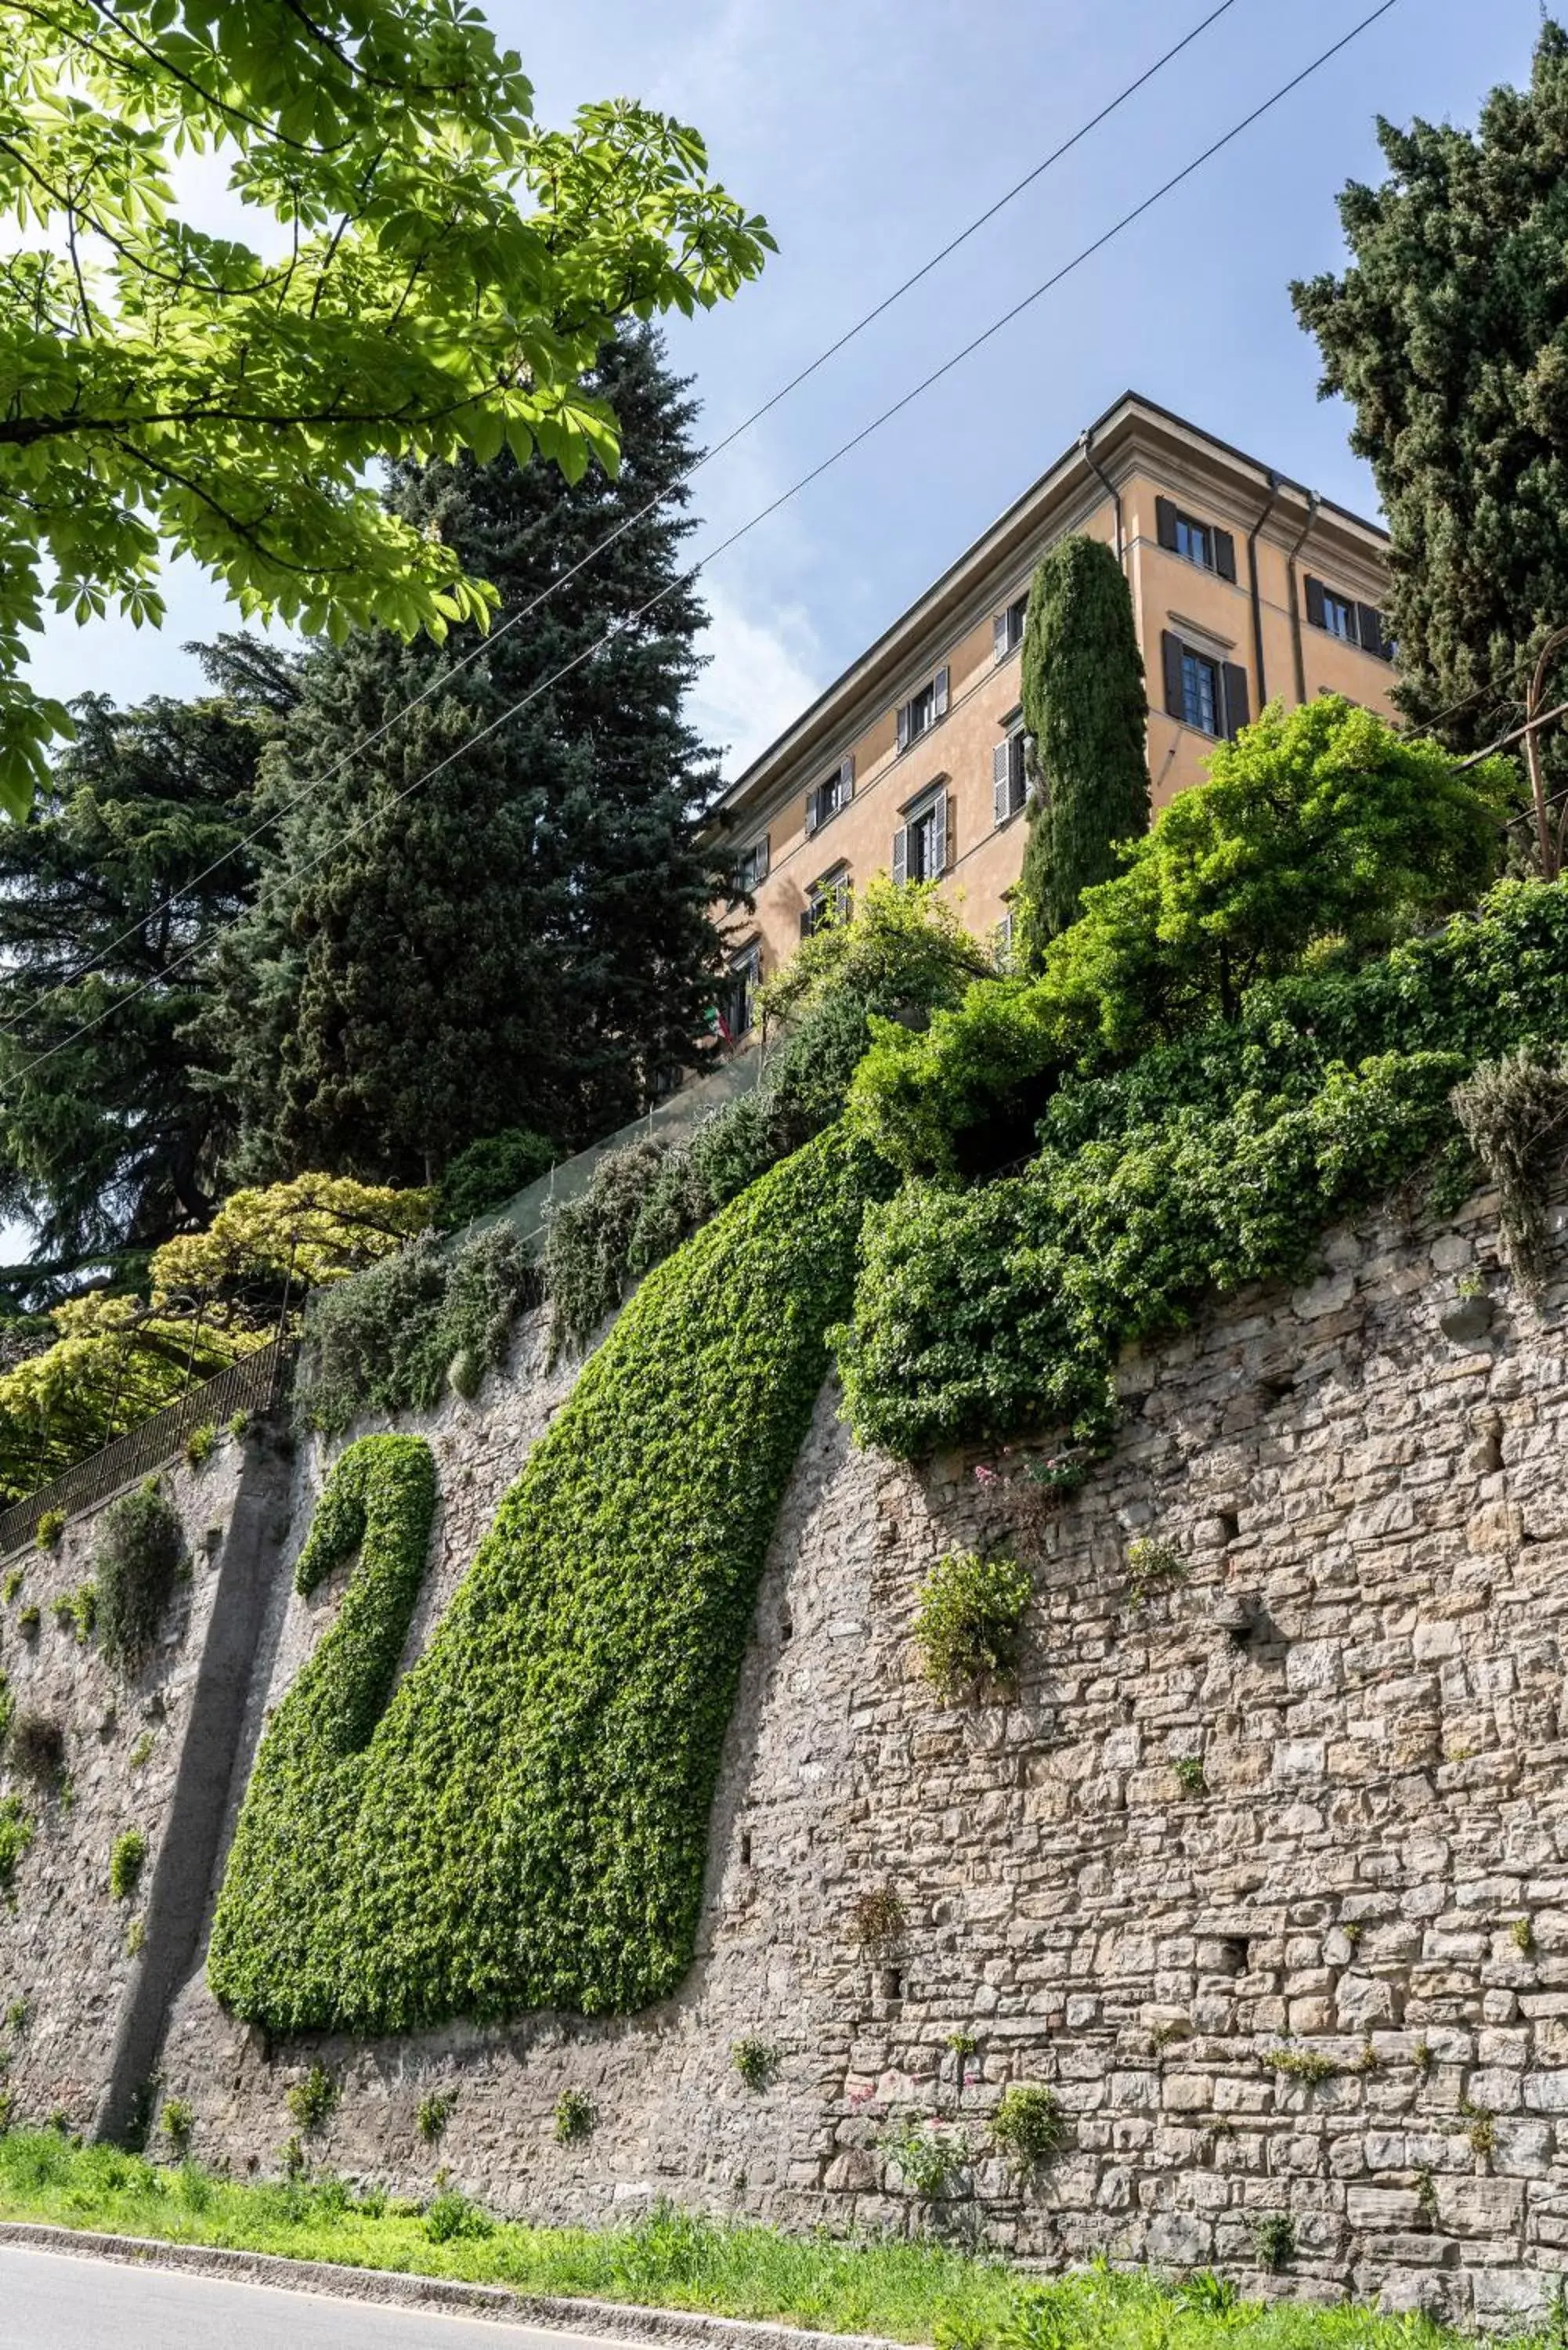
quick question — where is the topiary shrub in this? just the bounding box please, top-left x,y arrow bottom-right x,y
912,1551 -> 1031,1701
436,1129 -> 555,1229
109,1828 -> 146,1902
94,1480 -> 185,1672
294,1222 -> 537,1435
210,1127 -> 886,2032
9,1712 -> 63,1783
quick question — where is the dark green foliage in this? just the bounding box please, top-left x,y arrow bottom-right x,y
912,1552 -> 1031,1701
209,1128 -> 886,2031
1450,1045 -> 1568,1290
837,880 -> 1568,1457
0,1797 -> 32,1893
849,701 -> 1519,1178
109,1829 -> 146,1902
991,2086 -> 1065,2171
417,2091 -> 457,2146
295,1223 -> 537,1436
0,640 -> 294,1285
94,1480 -> 186,1672
1292,24 -> 1568,764
284,2065 -> 339,2135
552,2089 -> 594,2143
435,1130 -> 555,1230
1017,536 -> 1149,956
212,330 -> 728,1189
426,2188 -> 493,2243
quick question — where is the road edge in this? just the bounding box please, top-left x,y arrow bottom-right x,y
0,2220 -> 919,2347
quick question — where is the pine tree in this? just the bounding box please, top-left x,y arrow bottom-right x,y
214,328 -> 725,1188
0,639 -> 295,1283
1016,535 -> 1150,958
1292,25 -> 1568,759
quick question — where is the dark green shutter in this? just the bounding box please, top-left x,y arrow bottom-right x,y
1162,631 -> 1185,719
1222,663 -> 1250,738
1214,529 -> 1237,583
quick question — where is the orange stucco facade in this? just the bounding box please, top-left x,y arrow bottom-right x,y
710,392 -> 1396,1006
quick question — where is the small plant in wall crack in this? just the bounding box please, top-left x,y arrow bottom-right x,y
109,1829 -> 146,1901
1411,2038 -> 1435,2077
1125,1536 -> 1187,1603
1263,2044 -> 1338,2087
1414,2163 -> 1439,2222
33,1512 -> 63,1553
1460,2095 -> 1496,2158
1511,1915 -> 1535,1954
183,1424 -> 216,1470
0,1799 -> 34,1893
913,1549 -> 1031,1702
2,1567 -> 23,1602
553,2088 -> 594,2142
877,2111 -> 972,2200
990,2084 -> 1065,2175
732,2037 -> 778,2092
851,1885 -> 908,1961
417,2089 -> 457,2146
1252,2211 -> 1295,2272
52,1585 -> 96,1643
1172,1755 -> 1206,1798
284,2064 -> 338,2135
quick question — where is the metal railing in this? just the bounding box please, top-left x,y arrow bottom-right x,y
0,1338 -> 293,1562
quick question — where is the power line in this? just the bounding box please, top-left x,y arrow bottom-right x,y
1,0 -> 1247,1029
5,0 -> 1405,1094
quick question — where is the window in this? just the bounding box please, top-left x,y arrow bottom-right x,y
731,836 -> 769,897
896,664 -> 949,751
992,595 -> 1028,661
892,786 -> 949,886
992,727 -> 1029,826
805,754 -> 854,836
1156,496 -> 1236,582
1304,577 -> 1392,661
717,942 -> 761,1041
801,866 -> 851,936
1161,630 -> 1249,739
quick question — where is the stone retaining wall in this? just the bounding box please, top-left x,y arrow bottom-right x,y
12,1182 -> 1568,2326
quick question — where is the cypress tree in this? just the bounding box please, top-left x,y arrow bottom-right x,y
0,638 -> 294,1282
1292,25 -> 1568,761
1016,535 -> 1150,958
213,327 -> 724,1188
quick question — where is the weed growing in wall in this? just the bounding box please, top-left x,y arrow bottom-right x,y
990,2086 -> 1065,2173
416,2090 -> 456,2146
1252,2214 -> 1295,2272
33,1511 -> 63,1552
285,2066 -> 338,2135
109,1829 -> 146,1902
552,2089 -> 594,2143
52,1584 -> 95,1643
732,2038 -> 777,2092
16,1606 -> 37,1640
210,1130 -> 886,2032
0,1672 -> 10,1749
1451,1044 -> 1568,1291
9,1712 -> 63,1782
913,1551 -> 1031,1701
851,1886 -> 909,1961
2,1567 -> 22,1603
184,1425 -> 216,1469
0,1797 -> 32,1893
878,2113 -> 972,2200
95,1481 -> 185,1672
160,2099 -> 193,2154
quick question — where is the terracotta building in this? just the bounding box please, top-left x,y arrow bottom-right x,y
710,391 -> 1396,1031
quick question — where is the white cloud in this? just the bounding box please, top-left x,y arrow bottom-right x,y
690,584 -> 822,778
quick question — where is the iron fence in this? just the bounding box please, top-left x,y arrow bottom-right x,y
0,1339 -> 293,1563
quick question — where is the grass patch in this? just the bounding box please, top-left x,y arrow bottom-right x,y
0,2133 -> 1504,2348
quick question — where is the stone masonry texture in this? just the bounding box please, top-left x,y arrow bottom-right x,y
6,1186 -> 1568,2326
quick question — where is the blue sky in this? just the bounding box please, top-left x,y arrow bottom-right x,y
21,0 -> 1548,776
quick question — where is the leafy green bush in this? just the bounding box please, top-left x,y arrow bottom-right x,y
990,2085 -> 1065,2171
425,2186 -> 493,2243
416,2090 -> 456,2146
159,2099 -> 193,2154
295,1220 -> 537,1436
878,2113 -> 972,2199
912,1552 -> 1031,1701
436,1128 -> 555,1230
52,1583 -> 96,1643
284,2065 -> 338,2135
0,1796 -> 33,1893
109,1828 -> 146,1902
184,1424 -> 216,1469
94,1480 -> 186,1672
33,1510 -> 63,1552
833,880 -> 1568,1459
210,1128 -> 885,2032
552,2088 -> 594,2143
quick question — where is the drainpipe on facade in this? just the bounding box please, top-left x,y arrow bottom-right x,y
1283,488 -> 1320,706
1079,425 -> 1123,567
1247,471 -> 1281,707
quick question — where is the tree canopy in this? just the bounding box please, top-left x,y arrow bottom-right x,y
211,327 -> 731,1188
0,0 -> 772,815
0,637 -> 297,1283
1292,22 -> 1568,761
1017,535 -> 1149,957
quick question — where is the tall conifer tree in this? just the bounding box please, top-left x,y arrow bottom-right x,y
215,328 -> 725,1188
1016,535 -> 1150,959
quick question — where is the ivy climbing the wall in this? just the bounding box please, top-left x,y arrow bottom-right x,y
209,1126 -> 887,2032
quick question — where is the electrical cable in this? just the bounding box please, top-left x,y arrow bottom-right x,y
4,0 -> 1406,1093
0,0 -> 1248,1028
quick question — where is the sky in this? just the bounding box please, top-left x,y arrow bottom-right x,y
19,0 -> 1551,782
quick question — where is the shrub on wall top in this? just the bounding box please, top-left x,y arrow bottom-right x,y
94,1480 -> 186,1672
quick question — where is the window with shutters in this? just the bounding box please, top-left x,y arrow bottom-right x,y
1303,576 -> 1392,661
805,754 -> 854,836
801,866 -> 851,936
896,664 -> 949,752
894,786 -> 949,886
1161,629 -> 1249,740
1156,495 -> 1236,582
718,942 -> 761,1040
731,836 -> 769,897
992,727 -> 1028,826
992,595 -> 1028,661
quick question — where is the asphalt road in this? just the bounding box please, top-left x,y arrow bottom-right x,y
0,2244 -> 634,2349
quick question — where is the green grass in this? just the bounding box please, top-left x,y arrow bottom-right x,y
0,2131 -> 1515,2350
